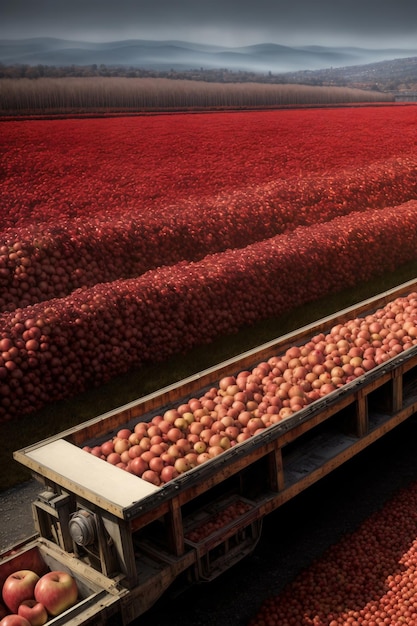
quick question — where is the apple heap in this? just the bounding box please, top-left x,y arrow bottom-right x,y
2,155 -> 416,316
248,478 -> 417,625
2,199 -> 417,423
1,569 -> 78,625
185,500 -> 252,543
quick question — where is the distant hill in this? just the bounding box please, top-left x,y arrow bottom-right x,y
279,56 -> 417,89
1,37 -> 417,74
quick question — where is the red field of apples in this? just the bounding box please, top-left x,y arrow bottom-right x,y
1,105 -> 417,422
2,104 -> 417,626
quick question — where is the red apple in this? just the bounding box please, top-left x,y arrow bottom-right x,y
160,465 -> 179,483
0,616 -> 31,626
18,600 -> 48,626
128,456 -> 148,476
34,571 -> 78,617
2,570 -> 40,614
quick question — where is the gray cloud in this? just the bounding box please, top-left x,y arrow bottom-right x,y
1,0 -> 417,48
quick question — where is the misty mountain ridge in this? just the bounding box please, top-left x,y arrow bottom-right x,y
1,37 -> 417,73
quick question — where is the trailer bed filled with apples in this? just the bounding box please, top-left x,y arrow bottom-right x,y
3,278 -> 417,624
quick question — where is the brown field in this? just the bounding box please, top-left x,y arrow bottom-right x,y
0,76 -> 393,114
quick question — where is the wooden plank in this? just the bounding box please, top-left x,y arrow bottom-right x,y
100,515 -> 138,588
359,371 -> 392,396
20,440 -> 159,519
95,515 -> 119,578
399,352 -> 417,374
166,497 -> 185,556
392,369 -> 403,413
31,496 -> 73,553
355,389 -> 368,437
276,392 -> 355,448
268,444 -> 285,492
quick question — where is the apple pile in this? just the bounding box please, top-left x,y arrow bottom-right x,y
4,108 -> 417,234
1,155 -> 416,315
185,500 -> 253,543
248,480 -> 417,625
0,570 -> 78,626
2,199 -> 417,423
82,290 -> 417,485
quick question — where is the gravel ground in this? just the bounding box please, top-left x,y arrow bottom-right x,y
2,417 -> 417,625
0,479 -> 41,552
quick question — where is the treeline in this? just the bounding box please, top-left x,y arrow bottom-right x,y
2,63 -> 275,83
0,76 -> 393,114
3,59 -> 417,93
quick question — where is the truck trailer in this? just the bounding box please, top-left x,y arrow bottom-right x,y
2,279 -> 417,624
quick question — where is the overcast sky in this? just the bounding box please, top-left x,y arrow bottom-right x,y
1,0 -> 417,49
